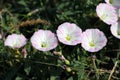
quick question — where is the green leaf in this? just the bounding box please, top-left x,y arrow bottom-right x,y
18,0 -> 27,6
24,66 -> 31,75
50,76 -> 59,80
5,66 -> 20,80
68,77 -> 73,80
15,76 -> 23,80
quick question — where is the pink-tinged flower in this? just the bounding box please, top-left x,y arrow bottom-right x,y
81,29 -> 107,52
4,34 -> 27,49
22,48 -> 27,58
30,30 -> 58,51
96,3 -> 118,25
0,34 -> 2,39
105,0 -> 120,8
56,22 -> 82,45
110,21 -> 120,39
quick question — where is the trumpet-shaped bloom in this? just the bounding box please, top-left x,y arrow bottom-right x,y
4,34 -> 27,49
30,30 -> 58,51
0,34 -> 2,39
110,21 -> 120,39
56,22 -> 82,45
105,0 -> 120,8
81,29 -> 107,52
96,3 -> 118,25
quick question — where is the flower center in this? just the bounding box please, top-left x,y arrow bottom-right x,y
41,42 -> 47,48
65,35 -> 71,41
101,13 -> 108,20
89,41 -> 95,47
13,41 -> 18,47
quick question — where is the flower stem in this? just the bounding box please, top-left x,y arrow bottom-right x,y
92,58 -> 99,80
33,61 -> 61,67
108,61 -> 118,80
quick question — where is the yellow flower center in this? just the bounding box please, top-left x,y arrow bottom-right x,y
41,42 -> 47,48
101,13 -> 108,20
65,35 -> 71,41
89,41 -> 95,47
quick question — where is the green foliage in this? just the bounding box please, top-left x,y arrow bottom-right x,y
0,0 -> 120,80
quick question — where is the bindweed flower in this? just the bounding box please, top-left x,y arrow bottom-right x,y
22,48 -> 27,58
81,29 -> 107,52
30,30 -> 58,51
56,22 -> 82,45
110,21 -> 120,39
105,0 -> 120,8
4,34 -> 27,49
0,34 -> 2,39
96,3 -> 118,25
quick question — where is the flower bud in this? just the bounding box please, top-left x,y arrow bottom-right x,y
53,51 -> 62,56
59,55 -> 66,61
64,59 -> 70,65
0,34 -> 2,39
22,48 -> 27,58
66,67 -> 72,72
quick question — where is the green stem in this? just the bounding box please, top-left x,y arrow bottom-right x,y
92,58 -> 99,80
108,61 -> 118,80
33,61 -> 61,68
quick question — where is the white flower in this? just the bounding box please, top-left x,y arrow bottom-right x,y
30,30 -> 58,51
110,21 -> 120,39
0,34 -> 2,39
56,22 -> 82,45
96,3 -> 118,25
81,29 -> 107,52
4,34 -> 27,49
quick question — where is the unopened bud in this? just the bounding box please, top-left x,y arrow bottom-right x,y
53,51 -> 62,56
91,55 -> 96,59
22,48 -> 27,58
59,55 -> 66,61
66,67 -> 72,72
64,59 -> 70,65
27,13 -> 32,16
72,71 -> 75,75
16,49 -> 20,55
0,34 -> 2,39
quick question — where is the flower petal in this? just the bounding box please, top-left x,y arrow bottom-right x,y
81,29 -> 107,52
31,30 -> 58,51
96,3 -> 118,25
57,22 -> 82,45
4,34 -> 27,49
110,21 -> 120,39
